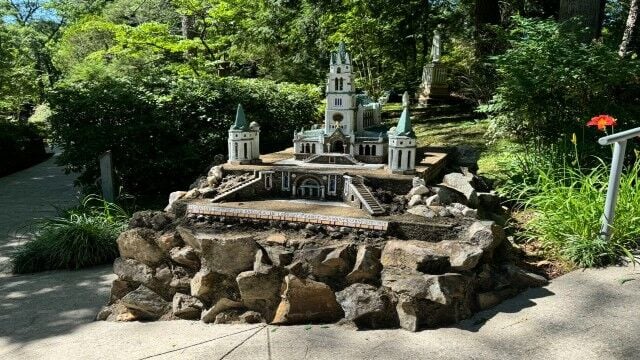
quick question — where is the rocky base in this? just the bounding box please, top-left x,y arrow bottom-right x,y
99,204 -> 547,331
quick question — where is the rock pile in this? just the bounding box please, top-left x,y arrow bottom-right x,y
99,208 -> 547,331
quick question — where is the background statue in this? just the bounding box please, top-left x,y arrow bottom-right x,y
431,29 -> 441,63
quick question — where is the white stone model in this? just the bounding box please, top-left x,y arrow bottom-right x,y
227,104 -> 261,165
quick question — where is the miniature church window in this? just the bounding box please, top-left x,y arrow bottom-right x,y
337,67 -> 341,73
328,175 -> 337,193
243,143 -> 248,159
305,143 -> 311,153
234,142 -> 238,158
359,144 -> 363,155
397,150 -> 402,169
365,145 -> 371,156
281,172 -> 290,190
312,143 -> 316,153
339,78 -> 344,90
335,78 -> 339,91
265,173 -> 273,189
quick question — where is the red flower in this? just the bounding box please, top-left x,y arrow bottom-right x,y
587,115 -> 617,131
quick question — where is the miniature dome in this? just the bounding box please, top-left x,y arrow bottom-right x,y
249,121 -> 260,130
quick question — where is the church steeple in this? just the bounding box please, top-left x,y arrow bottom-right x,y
230,104 -> 249,131
395,92 -> 415,137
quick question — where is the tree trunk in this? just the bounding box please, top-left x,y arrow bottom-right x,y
619,0 -> 640,57
559,0 -> 606,39
475,0 -> 501,57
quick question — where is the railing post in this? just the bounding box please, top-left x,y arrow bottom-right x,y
600,140 -> 627,240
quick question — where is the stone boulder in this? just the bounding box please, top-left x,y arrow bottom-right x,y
165,191 -> 187,212
407,195 -> 423,208
271,275 -> 343,324
156,231 -> 183,252
207,165 -> 224,187
120,285 -> 170,319
113,257 -> 154,284
315,245 -> 355,278
116,228 -> 165,266
407,185 -> 429,198
503,264 -> 548,289
129,211 -> 174,231
236,266 -> 283,321
190,269 -> 240,306
407,205 -> 436,218
172,293 -> 204,320
441,172 -> 478,206
433,186 -> 467,206
109,279 -> 137,304
170,246 -> 200,270
200,235 -> 259,276
466,221 -> 505,257
336,284 -> 397,329
345,245 -> 382,285
380,240 -> 450,274
201,298 -> 244,323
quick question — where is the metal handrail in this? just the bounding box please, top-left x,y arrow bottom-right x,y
599,127 -> 640,240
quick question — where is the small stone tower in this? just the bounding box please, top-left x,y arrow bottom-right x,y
387,92 -> 417,174
227,104 -> 261,165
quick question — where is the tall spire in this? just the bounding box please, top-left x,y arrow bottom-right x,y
230,104 -> 249,131
395,92 -> 415,137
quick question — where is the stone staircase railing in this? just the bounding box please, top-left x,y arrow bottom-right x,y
349,179 -> 386,216
211,171 -> 263,203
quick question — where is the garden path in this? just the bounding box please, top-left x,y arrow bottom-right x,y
0,151 -> 79,275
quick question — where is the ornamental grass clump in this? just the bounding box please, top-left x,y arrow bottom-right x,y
504,115 -> 640,268
12,195 -> 129,274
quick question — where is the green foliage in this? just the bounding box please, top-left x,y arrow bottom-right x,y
502,154 -> 640,268
0,122 -> 47,176
48,72 -> 321,197
481,16 -> 640,150
11,195 -> 129,274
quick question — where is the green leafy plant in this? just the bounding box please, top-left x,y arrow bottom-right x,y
11,195 -> 129,274
504,154 -> 640,268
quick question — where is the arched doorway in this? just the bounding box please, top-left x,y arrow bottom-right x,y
332,140 -> 344,153
297,177 -> 322,198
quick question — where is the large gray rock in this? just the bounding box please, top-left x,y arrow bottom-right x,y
236,266 -> 283,321
129,211 -> 174,231
121,285 -> 170,319
170,246 -> 200,270
466,221 -> 505,255
200,235 -> 259,276
156,231 -> 183,252
316,245 -> 354,278
336,284 -> 397,329
346,245 -> 382,285
165,191 -> 187,212
436,241 -> 484,271
117,228 -> 165,266
407,205 -> 436,218
207,165 -> 224,187
201,298 -> 244,323
272,275 -> 343,324
380,240 -> 449,274
503,264 -> 549,289
407,185 -> 430,198
113,257 -> 154,284
190,269 -> 239,306
172,293 -> 204,320
441,172 -> 478,206
176,226 -> 202,253
433,186 -> 467,206
407,195 -> 423,208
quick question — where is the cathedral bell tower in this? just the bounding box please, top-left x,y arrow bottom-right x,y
325,42 -> 356,136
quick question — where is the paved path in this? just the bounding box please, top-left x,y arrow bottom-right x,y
0,153 -> 79,274
1,264 -> 639,359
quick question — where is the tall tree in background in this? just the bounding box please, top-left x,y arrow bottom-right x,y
619,0 -> 639,57
559,0 -> 606,39
475,0 -> 501,57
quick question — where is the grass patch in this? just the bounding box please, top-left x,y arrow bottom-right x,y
504,158 -> 640,268
11,195 -> 129,274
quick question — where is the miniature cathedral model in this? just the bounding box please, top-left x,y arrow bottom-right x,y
226,42 -> 417,175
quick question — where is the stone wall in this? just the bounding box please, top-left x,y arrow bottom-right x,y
99,210 -> 548,331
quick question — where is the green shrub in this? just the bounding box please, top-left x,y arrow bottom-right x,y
11,195 -> 128,274
481,16 -> 640,153
0,122 -> 48,177
503,156 -> 640,268
48,73 -> 321,198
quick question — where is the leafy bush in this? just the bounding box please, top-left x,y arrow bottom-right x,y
12,195 -> 129,274
503,155 -> 640,268
48,73 -> 321,197
481,16 -> 640,152
0,122 -> 48,177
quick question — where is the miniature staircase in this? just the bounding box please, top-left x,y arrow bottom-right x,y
350,180 -> 386,216
211,172 -> 263,203
303,154 -> 322,163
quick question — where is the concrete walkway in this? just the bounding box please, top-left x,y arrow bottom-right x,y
0,153 -> 79,274
2,153 -> 640,359
1,264 -> 639,359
